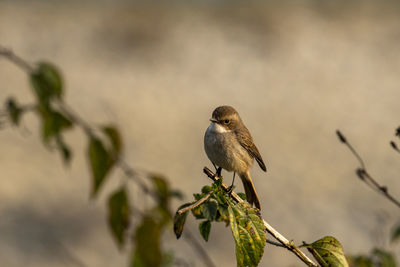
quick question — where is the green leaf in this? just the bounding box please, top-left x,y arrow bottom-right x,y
102,125 -> 122,157
6,98 -> 22,126
38,106 -> 73,144
173,203 -> 191,239
237,193 -> 247,201
152,176 -> 169,203
391,222 -> 400,243
132,216 -> 162,267
201,201 -> 218,221
55,135 -> 72,165
201,185 -> 212,194
372,249 -> 396,267
346,255 -> 373,267
303,236 -> 349,267
193,193 -> 203,201
30,62 -> 63,105
108,187 -> 130,249
227,199 -> 266,267
199,220 -> 211,242
216,205 -> 230,224
152,175 -> 173,225
88,136 -> 112,197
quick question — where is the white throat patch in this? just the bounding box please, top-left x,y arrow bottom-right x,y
208,122 -> 230,133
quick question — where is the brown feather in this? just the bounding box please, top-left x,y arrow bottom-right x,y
235,127 -> 267,172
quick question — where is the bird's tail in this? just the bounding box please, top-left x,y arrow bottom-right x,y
239,171 -> 261,210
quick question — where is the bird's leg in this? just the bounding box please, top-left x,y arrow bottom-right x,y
216,167 -> 222,177
227,172 -> 236,193
212,162 -> 222,177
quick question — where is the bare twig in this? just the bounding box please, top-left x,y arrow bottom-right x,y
183,230 -> 217,267
203,167 -> 318,267
177,190 -> 213,215
266,239 -> 286,247
0,45 -> 34,72
336,130 -> 400,209
390,141 -> 400,154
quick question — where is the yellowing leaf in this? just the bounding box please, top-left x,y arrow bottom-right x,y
227,199 -> 266,267
173,203 -> 191,239
303,236 -> 349,267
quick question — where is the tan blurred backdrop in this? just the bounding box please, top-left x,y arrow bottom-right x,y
1,1 -> 399,266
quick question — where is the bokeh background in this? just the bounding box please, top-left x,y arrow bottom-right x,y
1,0 -> 400,266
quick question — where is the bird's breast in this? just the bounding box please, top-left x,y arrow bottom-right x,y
204,123 -> 253,173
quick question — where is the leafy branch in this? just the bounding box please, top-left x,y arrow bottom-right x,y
175,167 -> 351,267
336,130 -> 400,208
0,45 -> 215,267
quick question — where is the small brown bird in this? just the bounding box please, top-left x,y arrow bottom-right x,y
204,106 -> 266,209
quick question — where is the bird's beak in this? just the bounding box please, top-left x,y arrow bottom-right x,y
210,118 -> 218,123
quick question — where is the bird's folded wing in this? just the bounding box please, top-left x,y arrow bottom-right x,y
235,127 -> 267,172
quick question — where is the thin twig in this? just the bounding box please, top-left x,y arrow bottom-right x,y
0,45 -> 34,72
266,239 -> 286,247
203,167 -> 318,267
58,101 -> 93,136
183,230 -> 217,267
390,141 -> 400,154
336,130 -> 400,209
177,190 -> 213,215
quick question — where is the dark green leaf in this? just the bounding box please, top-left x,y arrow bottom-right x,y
227,199 -> 266,267
6,98 -> 22,126
152,175 -> 173,225
152,176 -> 169,202
302,236 -> 349,267
201,201 -> 218,221
38,106 -> 73,144
199,220 -> 212,242
132,216 -> 162,267
152,175 -> 170,214
108,187 -> 130,249
372,249 -> 396,267
102,125 -> 122,157
346,255 -> 373,267
193,193 -> 203,201
88,136 -> 112,197
201,185 -> 212,194
237,193 -> 247,200
391,222 -> 400,243
174,203 -> 191,239
30,62 -> 63,105
55,135 -> 72,165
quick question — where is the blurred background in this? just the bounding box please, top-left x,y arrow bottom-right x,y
1,0 -> 400,266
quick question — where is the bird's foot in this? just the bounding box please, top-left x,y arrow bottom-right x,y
227,185 -> 235,194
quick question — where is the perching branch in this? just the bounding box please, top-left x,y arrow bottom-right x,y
336,130 -> 400,208
203,167 -> 318,267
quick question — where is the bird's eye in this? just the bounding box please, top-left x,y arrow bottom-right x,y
224,119 -> 230,124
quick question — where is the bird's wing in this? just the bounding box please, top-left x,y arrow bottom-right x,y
236,127 -> 267,172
